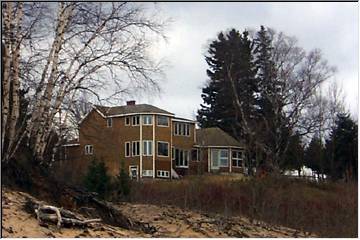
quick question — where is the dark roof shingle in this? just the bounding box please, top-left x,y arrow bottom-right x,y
94,104 -> 174,116
196,127 -> 244,147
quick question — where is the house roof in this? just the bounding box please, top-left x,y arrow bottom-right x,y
93,104 -> 174,117
195,127 -> 244,148
63,138 -> 80,147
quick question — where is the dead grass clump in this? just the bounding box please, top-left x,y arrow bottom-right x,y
129,176 -> 357,237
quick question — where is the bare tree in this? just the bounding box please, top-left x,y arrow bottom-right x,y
2,2 -> 168,163
225,29 -> 336,173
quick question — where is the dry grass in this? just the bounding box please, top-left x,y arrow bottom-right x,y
129,175 -> 357,237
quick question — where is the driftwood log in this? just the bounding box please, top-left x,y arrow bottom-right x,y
25,197 -> 101,228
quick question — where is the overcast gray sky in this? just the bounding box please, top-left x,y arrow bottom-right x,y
135,2 -> 358,120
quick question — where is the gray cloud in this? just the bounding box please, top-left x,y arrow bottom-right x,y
137,2 -> 358,120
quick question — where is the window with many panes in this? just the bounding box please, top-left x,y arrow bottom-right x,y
219,150 -> 228,167
85,145 -> 93,155
142,115 -> 153,125
174,148 -> 189,167
132,115 -> 140,126
157,141 -> 169,156
132,141 -> 140,156
143,140 -> 153,156
174,122 -> 190,136
125,142 -> 131,157
157,116 -> 169,127
232,150 -> 243,167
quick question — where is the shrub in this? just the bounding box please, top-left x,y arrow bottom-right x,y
83,158 -> 111,199
113,161 -> 131,200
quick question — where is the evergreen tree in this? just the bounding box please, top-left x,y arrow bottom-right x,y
114,161 -> 131,199
83,158 -> 111,199
197,29 -> 258,140
304,135 -> 324,177
281,132 -> 304,175
325,113 -> 357,181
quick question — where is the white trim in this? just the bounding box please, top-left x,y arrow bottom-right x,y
157,115 -> 169,127
193,145 -> 245,149
171,118 -> 196,124
85,145 -> 93,155
157,170 -> 170,178
132,115 -> 140,126
142,115 -> 153,126
132,141 -> 140,156
63,143 -> 80,147
78,106 -> 106,125
125,142 -> 131,157
152,114 -> 156,178
157,141 -> 169,157
125,116 -> 130,126
129,165 -> 139,179
107,118 -> 112,127
93,107 -> 106,118
140,116 -> 143,178
229,148 -> 232,173
142,140 -> 153,156
107,112 -> 174,118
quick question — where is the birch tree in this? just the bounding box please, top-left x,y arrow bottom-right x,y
2,2 -> 167,163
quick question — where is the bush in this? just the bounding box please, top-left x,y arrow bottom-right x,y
113,161 -> 131,200
83,158 -> 111,199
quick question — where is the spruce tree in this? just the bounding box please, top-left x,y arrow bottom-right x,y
197,29 -> 258,140
325,113 -> 357,181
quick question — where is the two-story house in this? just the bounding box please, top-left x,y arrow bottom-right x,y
60,101 -> 246,182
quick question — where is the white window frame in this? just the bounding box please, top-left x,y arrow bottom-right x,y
174,122 -> 190,136
125,142 -> 131,157
157,170 -> 170,178
143,140 -> 153,156
107,118 -> 112,127
132,115 -> 140,126
142,115 -> 153,125
129,165 -> 138,179
157,141 -> 169,157
219,149 -> 229,167
157,116 -> 169,127
232,150 -> 243,167
142,169 -> 153,177
85,145 -> 93,155
132,141 -> 140,156
125,117 -> 130,126
174,148 -> 189,168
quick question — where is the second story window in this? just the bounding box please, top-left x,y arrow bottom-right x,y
143,140 -> 153,156
125,142 -> 131,157
157,116 -> 169,127
107,118 -> 112,127
174,123 -> 190,136
132,115 -> 140,126
85,145 -> 93,155
132,141 -> 140,156
157,141 -> 169,157
125,117 -> 130,126
143,115 -> 153,125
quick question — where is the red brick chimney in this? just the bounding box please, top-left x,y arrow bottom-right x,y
126,100 -> 136,106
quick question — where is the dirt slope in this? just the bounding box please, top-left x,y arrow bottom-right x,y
2,188 -> 314,238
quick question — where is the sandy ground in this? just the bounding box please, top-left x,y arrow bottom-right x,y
2,188 -> 314,238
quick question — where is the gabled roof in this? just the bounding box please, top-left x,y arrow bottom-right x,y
195,127 -> 244,148
93,104 -> 174,117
